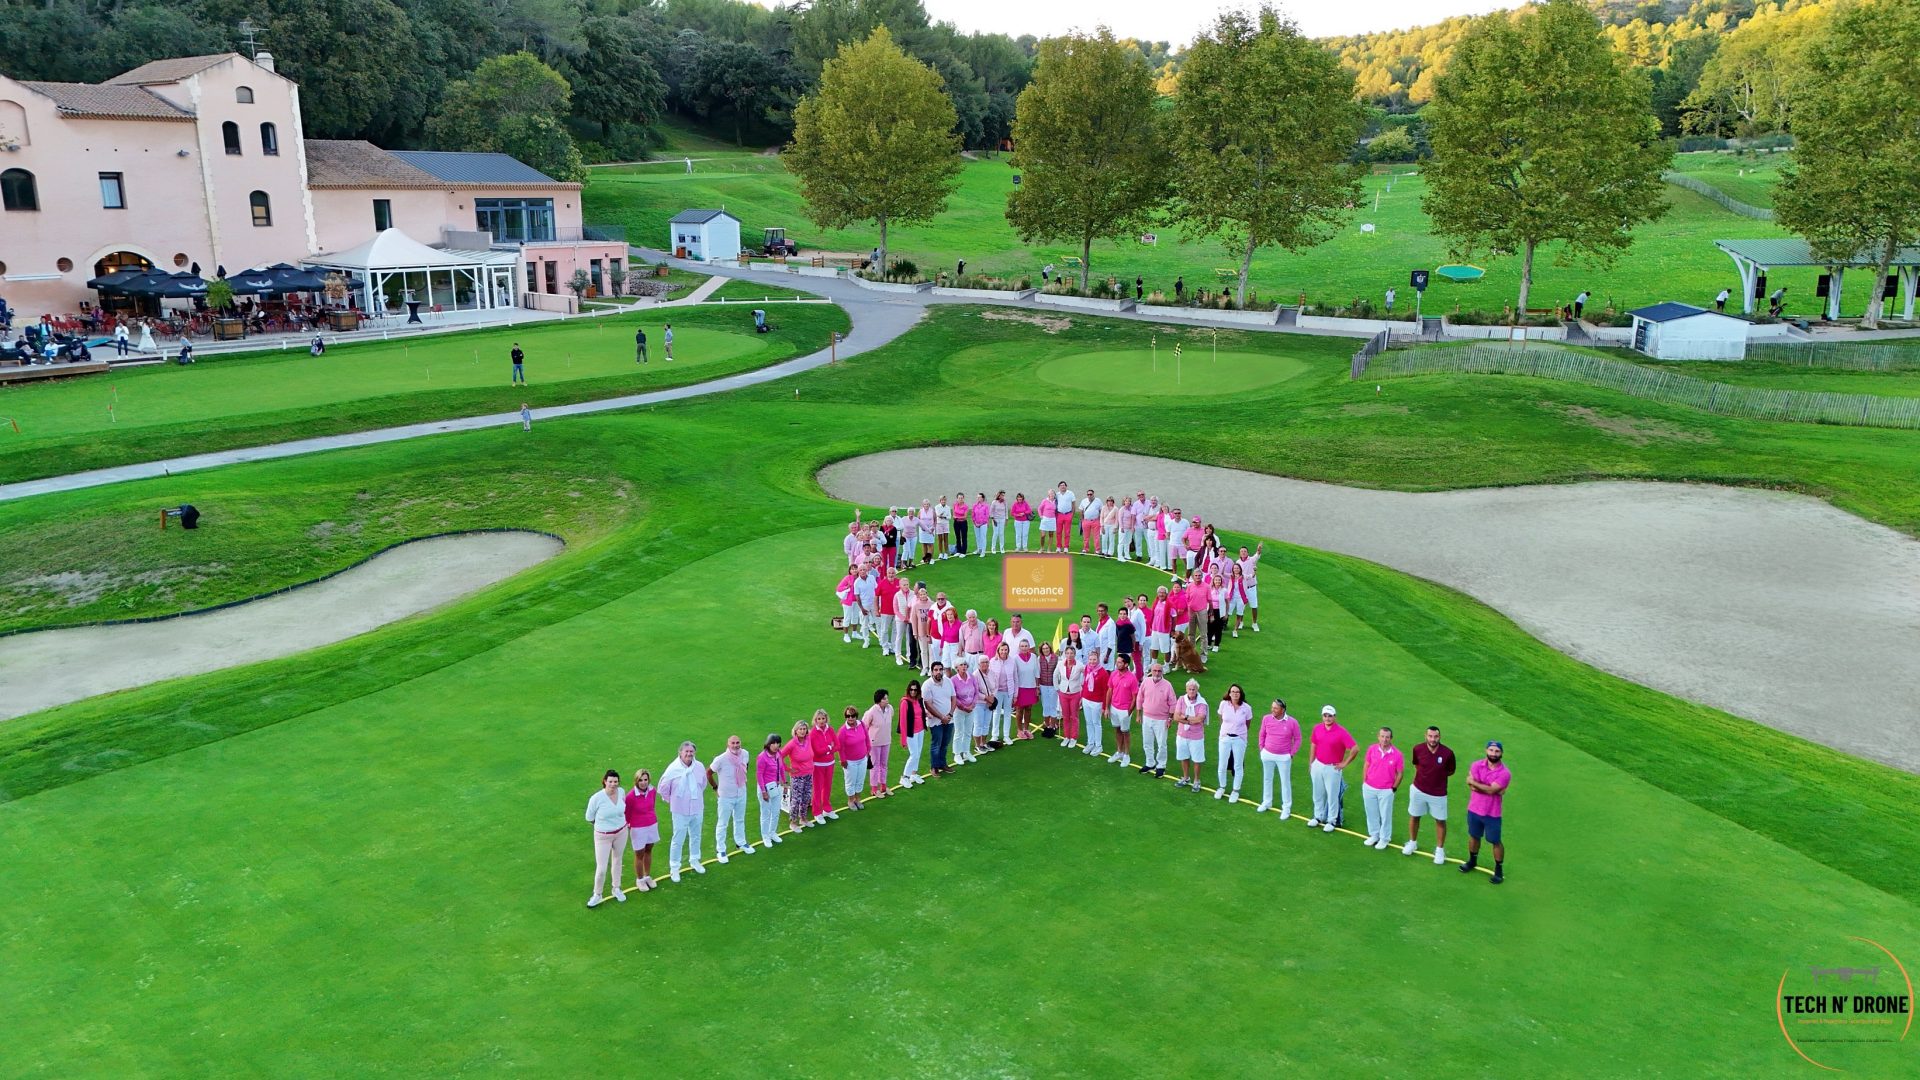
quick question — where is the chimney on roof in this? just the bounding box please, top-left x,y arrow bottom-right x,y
255,50 -> 276,73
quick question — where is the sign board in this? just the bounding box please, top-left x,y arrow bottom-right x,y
1139,233 -> 1158,245
1001,554 -> 1074,613
1410,269 -> 1430,292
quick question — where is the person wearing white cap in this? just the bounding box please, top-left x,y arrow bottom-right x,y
1306,706 -> 1357,833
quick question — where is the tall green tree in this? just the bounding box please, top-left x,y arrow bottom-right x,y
427,51 -> 587,181
571,14 -> 670,140
785,26 -> 961,271
1006,29 -> 1168,290
1775,0 -> 1920,329
1170,7 -> 1364,307
677,37 -> 798,145
1422,0 -> 1668,315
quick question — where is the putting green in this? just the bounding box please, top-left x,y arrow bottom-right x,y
1036,347 -> 1312,395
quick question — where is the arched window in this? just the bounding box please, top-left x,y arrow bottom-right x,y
222,121 -> 241,155
249,190 -> 272,227
236,86 -> 254,104
260,122 -> 278,156
0,167 -> 36,211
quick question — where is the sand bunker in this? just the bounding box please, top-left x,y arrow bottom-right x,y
0,531 -> 563,720
820,447 -> 1920,773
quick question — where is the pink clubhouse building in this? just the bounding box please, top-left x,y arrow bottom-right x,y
0,52 -> 626,319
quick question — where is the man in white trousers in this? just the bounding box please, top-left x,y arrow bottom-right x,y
657,741 -> 708,882
707,735 -> 756,863
853,564 -> 880,648
1256,700 -> 1301,817
1361,727 -> 1405,850
1137,662 -> 1176,778
1306,707 -> 1357,833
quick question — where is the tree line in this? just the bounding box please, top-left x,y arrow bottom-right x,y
787,0 -> 1919,328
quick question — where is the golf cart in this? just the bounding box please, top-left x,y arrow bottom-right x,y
761,227 -> 798,258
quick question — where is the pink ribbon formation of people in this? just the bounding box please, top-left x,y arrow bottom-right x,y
584,483 -> 1512,908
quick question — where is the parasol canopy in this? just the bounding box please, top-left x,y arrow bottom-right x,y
1434,264 -> 1486,284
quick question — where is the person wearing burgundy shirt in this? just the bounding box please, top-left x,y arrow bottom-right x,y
1404,726 -> 1456,865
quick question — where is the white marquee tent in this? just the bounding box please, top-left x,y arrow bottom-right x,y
304,229 -> 517,314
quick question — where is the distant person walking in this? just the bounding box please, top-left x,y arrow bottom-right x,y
684,156 -> 693,174
956,258 -> 966,278
177,340 -> 195,365
1384,286 -> 1396,313
510,343 -> 525,384
1573,290 -> 1590,318
1135,276 -> 1144,301
1461,741 -> 1511,884
1714,288 -> 1730,312
662,323 -> 674,360
1770,287 -> 1787,317
636,326 -> 648,363
113,322 -> 129,356
1174,276 -> 1185,301
520,402 -> 532,432
1042,263 -> 1055,285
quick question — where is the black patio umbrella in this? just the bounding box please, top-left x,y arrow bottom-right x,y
119,271 -> 209,299
225,269 -> 282,296
86,269 -> 152,293
242,263 -> 334,293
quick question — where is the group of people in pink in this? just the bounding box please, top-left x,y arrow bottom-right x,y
583,690 -> 1513,908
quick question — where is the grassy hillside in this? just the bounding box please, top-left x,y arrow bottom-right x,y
587,151 -> 1856,317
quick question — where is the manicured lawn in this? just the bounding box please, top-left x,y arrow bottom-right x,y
2,304 -> 1919,1075
587,151 -> 1866,317
0,302 -> 848,484
1669,148 -> 1788,209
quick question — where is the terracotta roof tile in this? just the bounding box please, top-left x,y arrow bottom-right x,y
18,81 -> 194,121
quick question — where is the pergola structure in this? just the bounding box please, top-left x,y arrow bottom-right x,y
1715,238 -> 1920,320
304,229 -> 517,315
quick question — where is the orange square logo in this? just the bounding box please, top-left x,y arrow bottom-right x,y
1002,554 -> 1074,612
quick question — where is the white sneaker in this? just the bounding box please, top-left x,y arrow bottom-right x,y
1376,838 -> 1391,850
1306,818 -> 1321,828
1255,801 -> 1272,813
693,862 -> 707,874
1230,790 -> 1241,802
1434,847 -> 1446,865
1108,752 -> 1122,763
1232,630 -> 1239,638
1213,789 -> 1225,800
670,868 -> 682,883
761,840 -> 775,850
1361,834 -> 1375,847
843,633 -> 851,643
588,895 -> 604,908
895,656 -> 905,667
825,811 -> 839,820
1253,623 -> 1261,632
1401,840 -> 1418,856
813,815 -> 825,825
772,834 -> 784,843
716,852 -> 730,865
1322,823 -> 1335,833
613,888 -> 626,902
862,639 -> 871,649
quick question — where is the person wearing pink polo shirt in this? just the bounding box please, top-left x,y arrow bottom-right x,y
1461,741 -> 1511,884
1256,700 -> 1301,817
1148,587 -> 1173,668
1038,495 -> 1057,550
1182,519 -> 1204,572
754,734 -> 786,850
1012,640 -> 1041,741
1173,679 -> 1209,791
1137,661 -> 1176,778
971,493 -> 991,558
959,610 -> 989,673
807,710 -> 839,824
657,742 -> 709,883
1010,492 -> 1033,551
1307,706 -> 1358,833
1105,656 -> 1140,767
836,566 -> 860,645
1360,727 -> 1405,850
837,706 -> 872,810
952,492 -> 972,558
708,735 -> 756,863
1214,683 -> 1251,801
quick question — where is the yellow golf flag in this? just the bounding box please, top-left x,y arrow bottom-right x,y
1052,616 -> 1066,651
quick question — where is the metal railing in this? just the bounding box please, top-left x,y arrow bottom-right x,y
1350,328 -> 1390,379
1369,344 -> 1920,429
1662,171 -> 1775,222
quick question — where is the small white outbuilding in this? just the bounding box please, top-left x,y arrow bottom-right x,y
1627,302 -> 1749,361
668,208 -> 742,263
